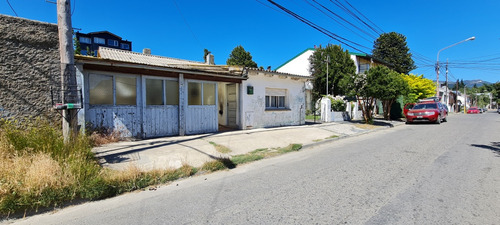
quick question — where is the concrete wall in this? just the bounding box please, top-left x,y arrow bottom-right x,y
241,71 -> 306,129
0,14 -> 60,122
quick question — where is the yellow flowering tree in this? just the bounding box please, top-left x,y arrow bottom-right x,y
402,74 -> 435,104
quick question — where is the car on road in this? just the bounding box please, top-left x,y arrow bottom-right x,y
467,107 -> 480,114
406,100 -> 448,124
497,108 -> 500,114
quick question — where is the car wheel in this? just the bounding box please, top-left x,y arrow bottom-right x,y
442,116 -> 447,122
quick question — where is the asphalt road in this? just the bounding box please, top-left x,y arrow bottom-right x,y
7,112 -> 500,224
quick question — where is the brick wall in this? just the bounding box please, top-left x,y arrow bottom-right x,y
0,14 -> 61,122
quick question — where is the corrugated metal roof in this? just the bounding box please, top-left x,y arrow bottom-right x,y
94,47 -> 246,76
99,47 -> 205,66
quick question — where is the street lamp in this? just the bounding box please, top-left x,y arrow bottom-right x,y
436,36 -> 475,100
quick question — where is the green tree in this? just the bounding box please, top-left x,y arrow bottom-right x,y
372,32 -> 416,74
226,45 -> 258,68
364,66 -> 408,120
402,74 -> 435,104
73,36 -> 81,55
309,44 -> 356,101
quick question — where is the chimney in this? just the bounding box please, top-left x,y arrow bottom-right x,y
206,53 -> 215,65
143,48 -> 151,55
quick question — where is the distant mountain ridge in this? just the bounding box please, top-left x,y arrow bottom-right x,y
437,79 -> 493,88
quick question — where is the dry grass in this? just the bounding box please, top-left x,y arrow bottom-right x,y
354,124 -> 378,130
209,142 -> 232,154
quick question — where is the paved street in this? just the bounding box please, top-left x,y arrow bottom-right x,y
7,112 -> 500,224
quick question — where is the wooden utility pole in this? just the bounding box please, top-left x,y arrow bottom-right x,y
57,0 -> 78,141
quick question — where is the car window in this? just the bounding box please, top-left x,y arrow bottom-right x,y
413,103 -> 437,110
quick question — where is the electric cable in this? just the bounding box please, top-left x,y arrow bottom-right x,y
6,0 -> 18,16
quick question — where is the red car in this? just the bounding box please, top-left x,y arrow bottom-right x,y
467,107 -> 480,114
406,101 -> 448,124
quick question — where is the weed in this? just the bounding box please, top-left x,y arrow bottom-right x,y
201,158 -> 230,172
231,154 -> 264,165
325,135 -> 339,139
209,141 -> 232,154
277,144 -> 302,154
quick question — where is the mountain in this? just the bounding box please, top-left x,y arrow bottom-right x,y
463,80 -> 492,87
437,79 -> 493,88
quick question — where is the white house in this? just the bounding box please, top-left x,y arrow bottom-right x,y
73,47 -> 309,138
240,68 -> 309,129
275,47 -> 384,118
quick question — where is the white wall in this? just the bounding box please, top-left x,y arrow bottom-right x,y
276,49 -> 314,76
240,71 -> 306,129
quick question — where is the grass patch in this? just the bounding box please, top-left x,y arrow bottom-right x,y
0,118 -> 198,216
325,135 -> 339,139
230,144 -> 303,166
277,144 -> 302,154
201,157 -> 235,171
305,115 -> 321,120
231,154 -> 265,165
208,141 -> 232,154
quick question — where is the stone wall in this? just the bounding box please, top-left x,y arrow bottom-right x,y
0,14 -> 61,122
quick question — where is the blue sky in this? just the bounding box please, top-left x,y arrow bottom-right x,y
2,0 -> 500,83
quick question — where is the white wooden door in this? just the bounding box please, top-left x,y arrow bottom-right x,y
186,81 -> 218,134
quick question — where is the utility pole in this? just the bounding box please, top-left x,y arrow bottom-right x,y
455,80 -> 458,112
445,59 -> 449,108
57,0 -> 78,141
325,54 -> 330,96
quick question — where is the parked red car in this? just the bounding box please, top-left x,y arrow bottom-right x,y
467,107 -> 480,114
406,101 -> 448,124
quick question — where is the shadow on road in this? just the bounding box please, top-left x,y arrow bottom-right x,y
470,142 -> 500,157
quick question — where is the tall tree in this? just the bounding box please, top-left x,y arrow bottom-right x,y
226,45 -> 258,68
309,44 -> 356,101
372,32 -> 416,74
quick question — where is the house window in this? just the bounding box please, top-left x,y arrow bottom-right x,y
145,78 -> 179,106
94,37 -> 105,44
115,76 -> 137,105
89,74 -> 137,106
89,74 -> 113,105
359,63 -> 370,74
120,43 -> 130,50
108,39 -> 119,47
146,79 -> 164,105
265,88 -> 287,109
79,37 -> 91,44
188,82 -> 216,106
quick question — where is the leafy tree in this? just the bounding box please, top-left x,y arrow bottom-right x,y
372,32 -> 416,74
226,45 -> 258,68
364,66 -> 408,120
309,44 -> 356,101
402,74 -> 435,104
73,36 -> 81,55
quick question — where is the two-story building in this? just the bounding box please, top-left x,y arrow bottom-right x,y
76,31 -> 132,56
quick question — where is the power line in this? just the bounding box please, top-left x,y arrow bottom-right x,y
331,0 -> 384,35
6,0 -> 18,16
171,0 -> 202,48
266,0 -> 371,54
307,0 -> 378,40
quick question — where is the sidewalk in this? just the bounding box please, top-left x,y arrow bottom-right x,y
92,119 -> 404,171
